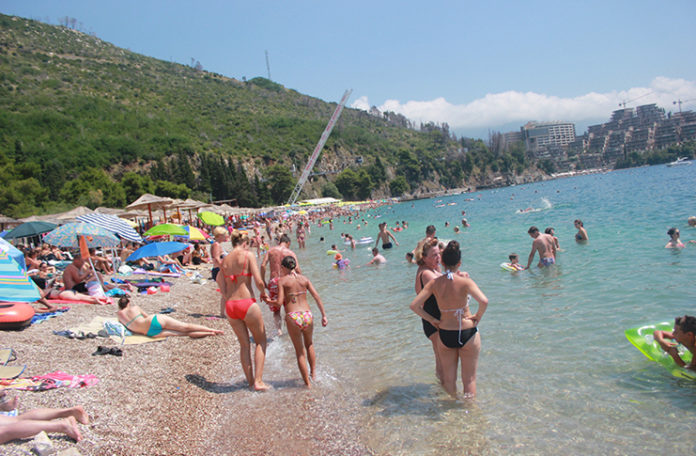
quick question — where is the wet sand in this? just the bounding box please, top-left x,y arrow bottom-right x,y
2,265 -> 372,455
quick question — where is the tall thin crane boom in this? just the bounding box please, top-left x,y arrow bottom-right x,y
287,89 -> 352,205
265,50 -> 271,80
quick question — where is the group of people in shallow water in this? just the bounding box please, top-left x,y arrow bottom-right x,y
408,225 -> 488,397
214,229 -> 327,390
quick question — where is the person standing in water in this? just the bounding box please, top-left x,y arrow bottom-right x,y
413,238 -> 443,383
574,219 -> 589,241
275,256 -> 328,387
261,234 -> 300,335
525,226 -> 557,269
374,222 -> 399,250
410,240 -> 487,398
665,227 -> 685,248
221,231 -> 269,391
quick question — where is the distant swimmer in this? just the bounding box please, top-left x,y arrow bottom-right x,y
375,222 -> 399,250
574,219 -> 589,241
665,227 -> 685,248
525,226 -> 557,269
653,315 -> 696,370
688,216 -> 696,227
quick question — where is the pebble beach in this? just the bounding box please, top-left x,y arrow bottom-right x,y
2,257 -> 371,456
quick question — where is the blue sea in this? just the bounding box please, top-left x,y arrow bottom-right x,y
263,163 -> 696,455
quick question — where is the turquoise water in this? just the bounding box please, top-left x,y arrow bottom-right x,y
268,163 -> 696,455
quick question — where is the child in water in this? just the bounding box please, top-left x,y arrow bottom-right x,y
334,253 -> 349,270
505,253 -> 525,271
654,315 -> 696,370
276,256 -> 328,387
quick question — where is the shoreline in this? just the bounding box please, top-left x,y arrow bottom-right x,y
2,263 -> 372,455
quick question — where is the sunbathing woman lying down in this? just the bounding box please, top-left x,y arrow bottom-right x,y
116,296 -> 223,338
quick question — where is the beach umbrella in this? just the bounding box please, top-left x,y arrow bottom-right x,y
0,238 -> 26,272
43,222 -> 120,249
4,221 -> 57,240
126,241 -> 190,262
178,226 -> 209,241
76,213 -> 143,243
0,243 -> 41,302
126,194 -> 174,224
198,211 -> 224,226
0,214 -> 18,231
144,223 -> 188,237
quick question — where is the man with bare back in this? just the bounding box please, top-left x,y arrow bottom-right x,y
261,234 -> 301,335
525,226 -> 557,269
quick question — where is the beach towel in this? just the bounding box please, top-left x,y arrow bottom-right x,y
62,316 -> 163,345
0,371 -> 99,391
132,268 -> 181,278
46,298 -> 106,305
30,307 -> 69,325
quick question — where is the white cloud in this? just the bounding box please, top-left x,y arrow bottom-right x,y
351,77 -> 696,132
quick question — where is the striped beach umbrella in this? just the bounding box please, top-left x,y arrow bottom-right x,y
0,243 -> 41,302
43,223 -> 120,249
76,213 -> 142,243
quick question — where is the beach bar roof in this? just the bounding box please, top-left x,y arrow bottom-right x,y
126,194 -> 174,224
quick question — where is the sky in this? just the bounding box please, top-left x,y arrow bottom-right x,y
2,0 -> 696,139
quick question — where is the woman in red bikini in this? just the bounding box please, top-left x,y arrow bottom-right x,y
221,231 -> 270,391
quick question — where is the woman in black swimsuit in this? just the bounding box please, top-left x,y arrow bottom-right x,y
414,238 -> 443,382
410,241 -> 488,398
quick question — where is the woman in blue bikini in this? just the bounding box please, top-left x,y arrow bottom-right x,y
116,297 -> 222,338
410,241 -> 488,398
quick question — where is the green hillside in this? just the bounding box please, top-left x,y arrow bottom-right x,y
0,14 -> 531,217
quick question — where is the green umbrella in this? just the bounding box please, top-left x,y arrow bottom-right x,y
198,211 -> 224,226
4,221 -> 57,240
143,223 -> 188,237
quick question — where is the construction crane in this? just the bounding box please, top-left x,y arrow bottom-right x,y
673,98 -> 696,113
287,89 -> 352,205
265,50 -> 271,80
618,92 -> 652,108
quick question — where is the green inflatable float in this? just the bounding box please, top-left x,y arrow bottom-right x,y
625,322 -> 695,380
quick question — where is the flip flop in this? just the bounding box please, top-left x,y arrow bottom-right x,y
92,346 -> 111,356
0,365 -> 25,379
0,349 -> 25,379
0,348 -> 17,365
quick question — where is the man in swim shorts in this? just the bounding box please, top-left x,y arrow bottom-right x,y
525,226 -> 557,269
62,257 -> 96,293
261,234 -> 300,335
374,222 -> 399,250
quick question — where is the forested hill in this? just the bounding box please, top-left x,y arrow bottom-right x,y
0,14 -> 534,218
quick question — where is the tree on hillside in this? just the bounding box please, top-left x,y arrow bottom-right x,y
265,165 -> 295,205
389,176 -> 409,197
334,168 -> 359,200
